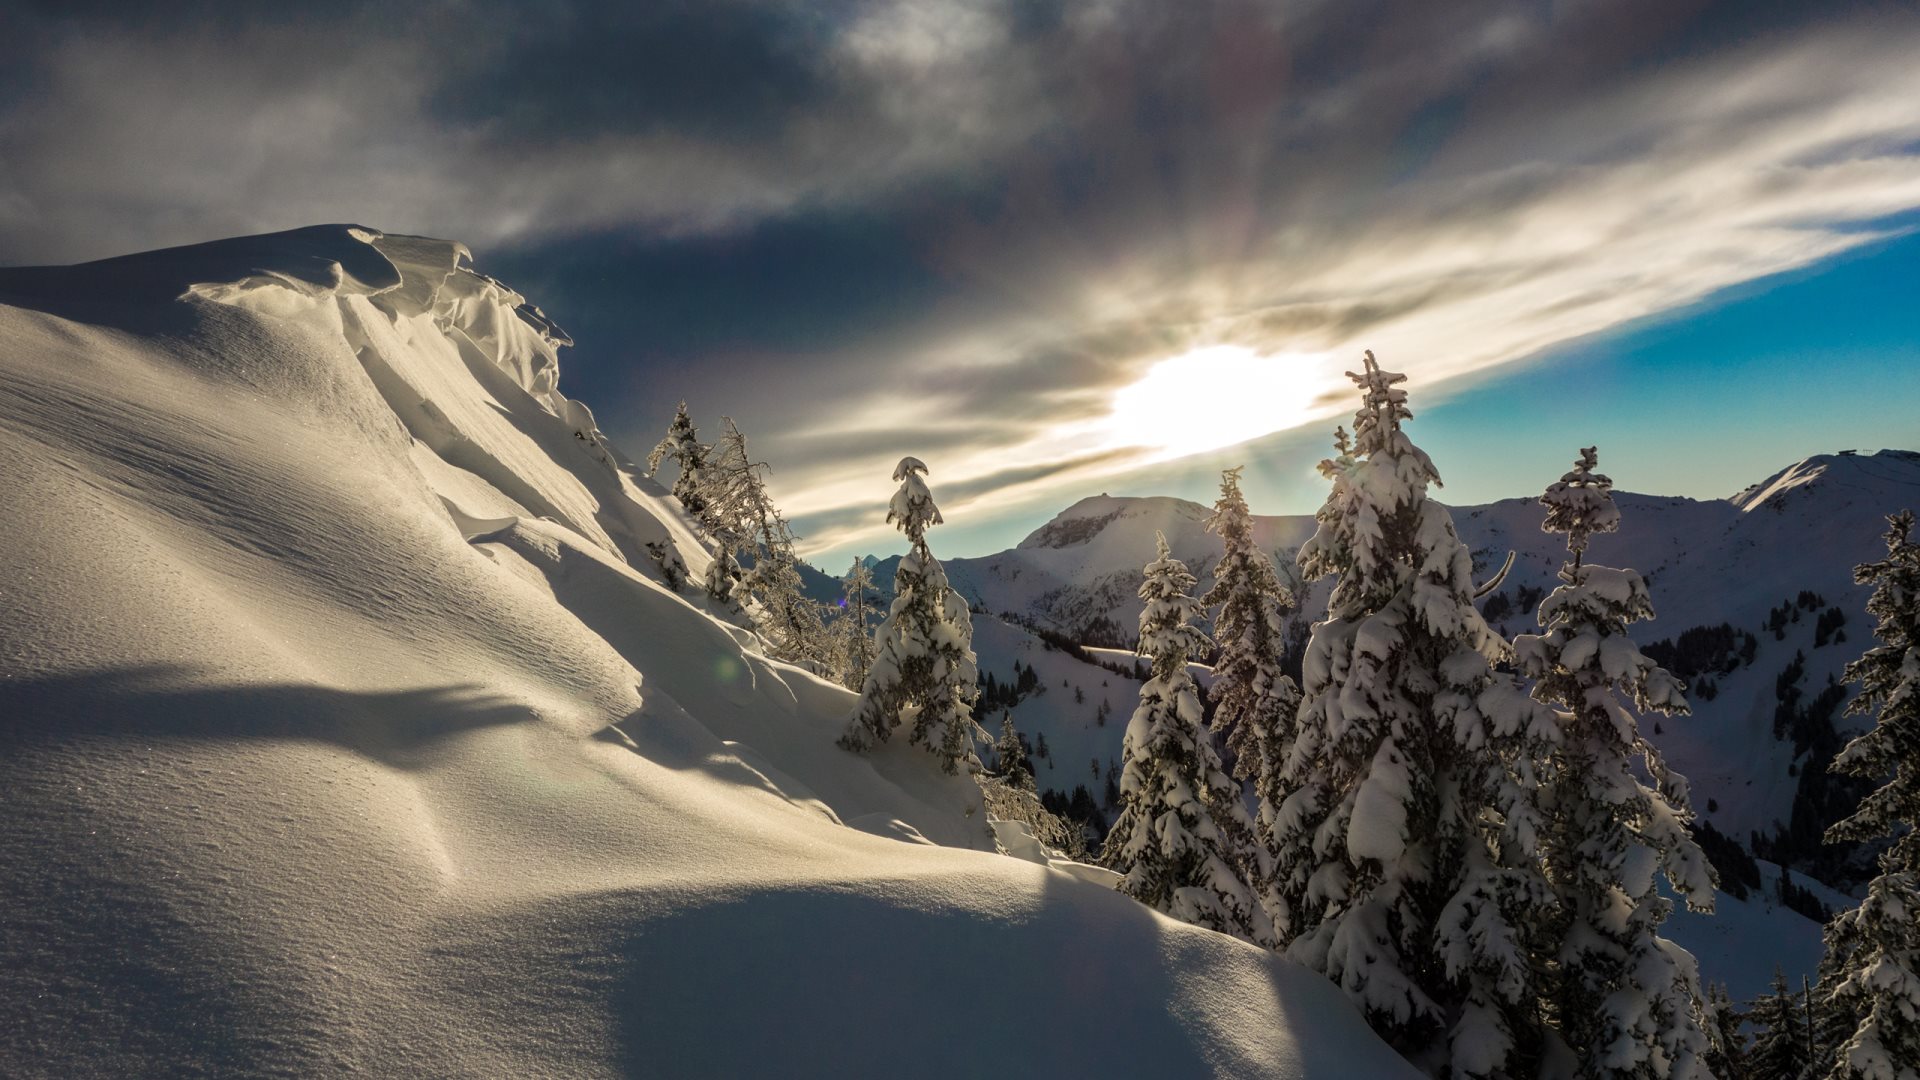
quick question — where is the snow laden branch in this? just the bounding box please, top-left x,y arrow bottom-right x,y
841,457 -> 983,775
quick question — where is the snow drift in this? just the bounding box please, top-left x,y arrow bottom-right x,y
0,227 -> 1414,1077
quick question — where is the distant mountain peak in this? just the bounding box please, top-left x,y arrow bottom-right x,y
1729,449 -> 1920,514
1017,494 -> 1211,550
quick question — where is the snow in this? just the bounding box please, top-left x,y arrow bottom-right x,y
1663,861 -> 1843,1003
1345,740 -> 1412,863
0,226 -> 1416,1077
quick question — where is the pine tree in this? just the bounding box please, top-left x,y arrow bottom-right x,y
1101,532 -> 1263,942
644,401 -> 710,517
993,714 -> 1034,792
704,541 -> 741,606
1273,352 -> 1555,1076
840,458 -> 981,775
829,558 -> 879,691
1203,465 -> 1303,772
1200,465 -> 1303,939
1702,982 -> 1747,1080
1749,970 -> 1816,1080
1514,446 -> 1718,1080
1817,510 -> 1920,1080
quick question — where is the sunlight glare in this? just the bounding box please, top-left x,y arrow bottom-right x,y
1106,345 -> 1326,458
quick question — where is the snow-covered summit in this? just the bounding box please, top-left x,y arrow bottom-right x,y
0,227 -> 1412,1077
1019,493 -> 1210,550
1729,449 -> 1920,513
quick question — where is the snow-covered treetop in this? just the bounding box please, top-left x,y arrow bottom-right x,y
1540,446 -> 1620,562
1137,532 -> 1212,666
1347,350 -> 1415,460
1204,467 -> 1256,549
842,556 -> 875,594
645,400 -> 704,478
887,457 -> 944,544
1300,352 -> 1462,622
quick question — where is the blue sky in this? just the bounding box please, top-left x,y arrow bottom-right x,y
3,1 -> 1917,564
1408,221 -> 1920,510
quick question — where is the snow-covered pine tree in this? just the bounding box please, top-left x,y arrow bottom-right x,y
1203,465 -> 1302,773
1102,532 -> 1264,942
1747,970 -> 1816,1080
1274,352 -> 1556,1076
1816,509 -> 1920,1080
704,541 -> 741,606
828,558 -> 879,691
993,714 -> 1034,792
644,401 -> 711,518
698,418 -> 828,667
1200,465 -> 1302,940
1514,445 -> 1718,1080
840,458 -> 981,775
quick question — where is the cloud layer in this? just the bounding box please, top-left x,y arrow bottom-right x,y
5,1 -> 1919,557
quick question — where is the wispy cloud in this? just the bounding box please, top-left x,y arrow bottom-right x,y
4,1 -> 1918,559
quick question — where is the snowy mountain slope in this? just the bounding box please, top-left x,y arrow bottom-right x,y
946,452 -> 1917,1005
0,227 -> 1416,1078
941,455 -> 1919,840
942,454 -> 1918,649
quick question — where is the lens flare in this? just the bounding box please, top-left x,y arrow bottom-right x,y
1106,345 -> 1327,458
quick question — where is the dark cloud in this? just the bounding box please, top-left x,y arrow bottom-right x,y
3,0 -> 1918,556
427,2 -> 841,144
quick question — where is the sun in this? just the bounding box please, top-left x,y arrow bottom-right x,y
1106,345 -> 1327,458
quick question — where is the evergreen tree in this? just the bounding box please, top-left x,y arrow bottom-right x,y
1817,510 -> 1920,1080
1200,464 -> 1303,939
704,541 -> 741,606
1203,465 -> 1303,772
1102,533 -> 1264,942
1514,446 -> 1718,1080
699,418 -> 827,667
644,401 -> 710,517
1273,352 -> 1555,1076
1748,970 -> 1816,1080
1702,982 -> 1746,1080
993,714 -> 1034,792
829,558 -> 879,691
840,458 -> 981,774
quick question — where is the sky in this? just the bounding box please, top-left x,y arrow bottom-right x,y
3,0 -> 1918,565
